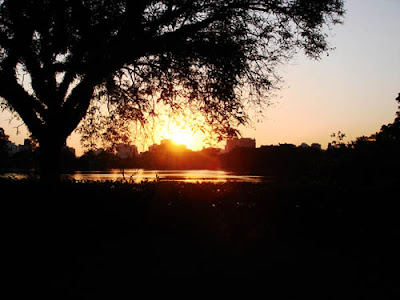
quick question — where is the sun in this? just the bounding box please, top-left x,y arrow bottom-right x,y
170,130 -> 193,147
159,123 -> 204,150
152,112 -> 209,151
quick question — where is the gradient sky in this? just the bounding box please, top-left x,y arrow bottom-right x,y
1,0 -> 399,155
242,0 -> 400,149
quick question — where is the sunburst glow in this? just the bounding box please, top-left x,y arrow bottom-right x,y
141,107 -> 219,152
154,115 -> 206,150
161,125 -> 203,150
169,129 -> 193,147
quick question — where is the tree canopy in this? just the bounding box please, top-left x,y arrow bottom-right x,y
0,0 -> 344,182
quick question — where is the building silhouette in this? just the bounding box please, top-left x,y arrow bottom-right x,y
225,138 -> 256,152
311,143 -> 322,150
116,143 -> 138,159
148,144 -> 158,152
6,138 -> 35,155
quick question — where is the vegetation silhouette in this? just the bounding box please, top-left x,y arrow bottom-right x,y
2,94 -> 399,295
2,176 -> 399,294
0,0 -> 344,183
0,127 -> 9,167
2,93 -> 400,179
1,0 -> 398,293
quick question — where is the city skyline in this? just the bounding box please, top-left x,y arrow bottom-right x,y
7,135 -> 326,155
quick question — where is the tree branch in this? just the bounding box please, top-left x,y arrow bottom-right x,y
0,67 -> 45,139
58,70 -> 77,102
60,76 -> 96,138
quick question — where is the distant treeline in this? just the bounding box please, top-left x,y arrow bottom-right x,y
1,93 -> 400,179
86,93 -> 400,181
1,133 -> 399,182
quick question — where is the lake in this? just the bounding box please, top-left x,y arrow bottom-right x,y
1,169 -> 265,183
64,169 -> 265,183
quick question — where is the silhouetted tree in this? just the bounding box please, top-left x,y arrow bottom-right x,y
330,130 -> 346,148
0,127 -> 10,166
351,94 -> 400,149
326,93 -> 400,182
374,93 -> 400,144
0,0 -> 344,183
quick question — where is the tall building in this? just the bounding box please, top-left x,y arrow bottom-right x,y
116,143 -> 138,159
148,144 -> 158,152
225,138 -> 256,152
160,139 -> 173,146
6,139 -> 35,155
6,141 -> 19,156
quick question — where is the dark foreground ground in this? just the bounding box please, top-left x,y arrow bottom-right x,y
2,177 -> 399,297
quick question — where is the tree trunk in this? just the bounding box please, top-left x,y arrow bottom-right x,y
38,138 -> 64,185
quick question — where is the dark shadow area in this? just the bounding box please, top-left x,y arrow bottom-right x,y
2,177 -> 399,296
1,0 -> 397,295
3,93 -> 400,295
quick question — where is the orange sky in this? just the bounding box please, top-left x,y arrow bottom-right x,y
1,0 -> 399,156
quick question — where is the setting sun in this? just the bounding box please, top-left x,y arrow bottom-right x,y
147,108 -> 213,151
162,125 -> 204,150
153,115 -> 208,151
169,130 -> 193,148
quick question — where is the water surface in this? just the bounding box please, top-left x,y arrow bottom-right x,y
1,169 -> 266,183
63,169 -> 264,183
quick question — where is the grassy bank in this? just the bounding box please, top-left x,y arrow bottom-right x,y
3,178 -> 399,296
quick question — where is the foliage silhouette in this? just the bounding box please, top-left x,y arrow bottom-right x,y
324,93 -> 400,182
2,94 -> 400,294
0,127 -> 9,167
3,93 -> 399,182
0,0 -> 344,183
